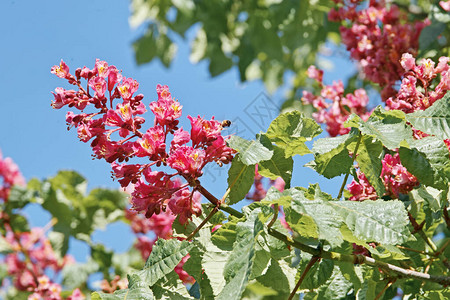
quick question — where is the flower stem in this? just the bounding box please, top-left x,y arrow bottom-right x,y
338,132 -> 362,199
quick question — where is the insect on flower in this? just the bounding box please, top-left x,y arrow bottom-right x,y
221,120 -> 231,128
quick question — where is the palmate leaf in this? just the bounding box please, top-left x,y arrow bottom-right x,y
265,110 -> 322,157
226,156 -> 255,205
406,92 -> 450,139
399,137 -> 449,190
136,239 -> 193,286
92,274 -> 154,300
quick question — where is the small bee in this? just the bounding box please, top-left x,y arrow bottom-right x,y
221,120 -> 232,128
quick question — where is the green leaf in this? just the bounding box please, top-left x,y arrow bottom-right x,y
7,185 -> 34,209
315,265 -> 353,299
265,110 -> 322,157
352,135 -> 385,196
226,136 -> 273,165
137,239 -> 193,286
345,108 -> 413,150
255,258 -> 296,296
419,21 -> 446,51
91,244 -> 114,275
226,157 -> 255,205
406,92 -> 450,139
62,260 -> 99,289
258,145 -> 293,188
92,274 -> 154,300
216,210 -> 263,300
208,49 -> 233,77
0,235 -> 13,254
284,188 -> 344,247
152,270 -> 194,299
399,137 -> 449,190
329,200 -> 411,245
306,133 -> 355,179
409,186 -> 444,227
300,254 -> 335,290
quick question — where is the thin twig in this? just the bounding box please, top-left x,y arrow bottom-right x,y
288,256 -> 320,300
338,132 -> 362,199
267,204 -> 279,230
443,206 -> 450,230
396,245 -> 429,256
196,183 -> 243,218
408,213 -> 449,269
186,205 -> 219,240
374,279 -> 396,300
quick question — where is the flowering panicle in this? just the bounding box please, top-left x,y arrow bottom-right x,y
0,152 -> 81,300
302,66 -> 371,137
329,0 -> 428,100
51,59 -> 235,223
386,53 -> 450,113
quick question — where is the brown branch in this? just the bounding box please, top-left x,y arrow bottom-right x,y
186,205 -> 219,240
288,256 -> 320,300
374,278 -> 396,300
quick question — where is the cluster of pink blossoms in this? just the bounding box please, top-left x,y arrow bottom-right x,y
348,154 -> 418,201
329,0 -> 428,100
441,1 -> 450,11
0,153 -> 82,299
0,151 -> 25,201
28,276 -> 83,300
386,53 -> 450,113
302,66 -> 371,137
347,54 -> 450,201
51,59 -> 235,223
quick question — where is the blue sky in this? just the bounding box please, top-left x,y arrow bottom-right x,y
0,1 -> 356,264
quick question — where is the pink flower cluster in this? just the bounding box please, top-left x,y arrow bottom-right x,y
386,53 -> 450,113
348,153 -> 418,201
329,0 -> 428,100
441,1 -> 450,11
302,66 -> 371,137
28,276 -> 83,300
51,60 -> 235,223
0,151 -> 25,201
3,227 -> 76,298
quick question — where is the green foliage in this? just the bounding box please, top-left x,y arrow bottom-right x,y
406,92 -> 450,140
129,0 -> 339,102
